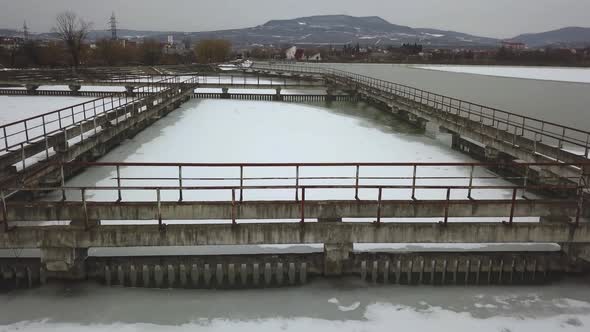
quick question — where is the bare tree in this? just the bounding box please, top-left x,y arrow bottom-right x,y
53,11 -> 91,69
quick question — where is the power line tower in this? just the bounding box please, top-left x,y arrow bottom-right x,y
109,12 -> 118,40
23,21 -> 29,40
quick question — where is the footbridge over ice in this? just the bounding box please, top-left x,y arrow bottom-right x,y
0,65 -> 589,290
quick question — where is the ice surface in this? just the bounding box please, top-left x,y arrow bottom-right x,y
0,96 -> 94,124
1,300 -> 589,332
56,99 -> 521,206
414,65 -> 590,83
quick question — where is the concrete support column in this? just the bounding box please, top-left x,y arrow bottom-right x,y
325,87 -> 335,103
125,86 -> 135,96
320,217 -> 353,276
25,84 -> 39,95
324,243 -> 353,277
274,87 -> 283,101
40,247 -> 88,280
221,87 -> 230,99
560,243 -> 590,271
68,84 -> 81,95
484,146 -> 501,161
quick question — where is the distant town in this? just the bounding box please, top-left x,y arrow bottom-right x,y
1,13 -> 590,68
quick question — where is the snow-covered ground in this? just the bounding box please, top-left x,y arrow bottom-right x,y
413,65 -> 590,83
53,99 -> 527,223
0,96 -> 94,124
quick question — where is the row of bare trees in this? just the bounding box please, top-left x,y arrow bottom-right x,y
1,11 -> 233,68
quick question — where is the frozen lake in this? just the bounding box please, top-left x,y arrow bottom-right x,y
1,280 -> 590,331
0,96 -> 94,124
321,63 -> 590,131
413,65 -> 590,83
57,98 -> 521,216
2,69 -> 589,331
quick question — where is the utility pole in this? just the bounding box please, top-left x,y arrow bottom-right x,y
23,21 -> 29,40
110,12 -> 117,40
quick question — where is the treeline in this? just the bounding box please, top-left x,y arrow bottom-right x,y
0,38 -> 233,68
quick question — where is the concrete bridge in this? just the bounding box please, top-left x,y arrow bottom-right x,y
0,66 -> 589,289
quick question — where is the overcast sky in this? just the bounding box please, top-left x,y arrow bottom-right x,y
1,0 -> 588,38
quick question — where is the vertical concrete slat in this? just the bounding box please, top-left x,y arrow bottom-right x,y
228,264 -> 235,287
240,264 -> 248,286
105,266 -> 111,286
216,264 -> 223,286
117,265 -> 125,286
154,265 -> 163,288
179,264 -> 187,288
431,260 -> 436,285
264,263 -> 272,286
204,264 -> 211,287
253,263 -> 260,286
371,261 -> 378,284
276,263 -> 284,286
191,264 -> 199,287
167,265 -> 175,288
288,263 -> 296,285
142,265 -> 150,287
129,265 -> 137,287
299,263 -> 307,284
360,261 -> 367,281
396,259 -> 402,284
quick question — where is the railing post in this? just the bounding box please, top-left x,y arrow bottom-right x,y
239,165 -> 244,202
116,165 -> 122,202
411,165 -> 417,200
468,165 -> 474,199
503,188 -> 517,225
24,120 -> 29,143
376,187 -> 382,224
20,143 -> 26,171
355,165 -> 360,200
231,189 -> 236,225
157,188 -> 163,228
295,166 -> 300,201
300,187 -> 305,224
2,127 -> 8,151
440,188 -> 451,225
178,165 -> 183,202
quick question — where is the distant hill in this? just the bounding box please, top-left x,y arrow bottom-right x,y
185,15 -> 500,48
512,27 -> 590,48
2,15 -> 589,49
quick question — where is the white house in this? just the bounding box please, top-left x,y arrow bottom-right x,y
307,52 -> 322,61
285,46 -> 297,60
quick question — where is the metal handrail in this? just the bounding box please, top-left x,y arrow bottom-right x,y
0,75 -> 199,155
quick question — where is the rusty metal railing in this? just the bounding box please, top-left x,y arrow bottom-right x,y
0,76 -> 199,170
1,161 -> 587,230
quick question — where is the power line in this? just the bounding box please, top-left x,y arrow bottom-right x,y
110,11 -> 118,40
23,20 -> 29,40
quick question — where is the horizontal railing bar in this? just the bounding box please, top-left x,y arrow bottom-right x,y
53,161 -> 590,167
6,184 -> 579,191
